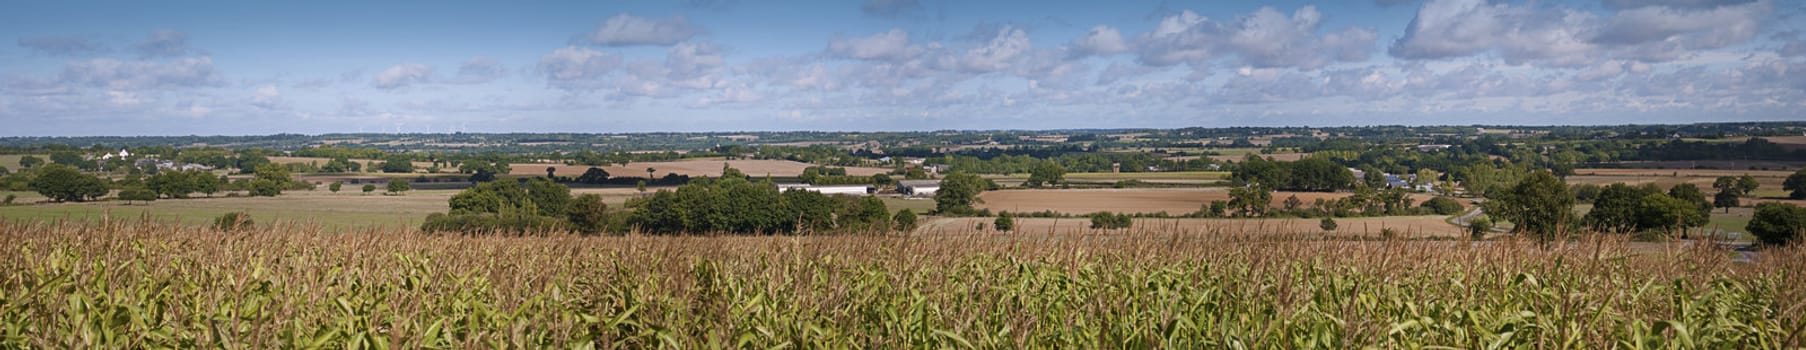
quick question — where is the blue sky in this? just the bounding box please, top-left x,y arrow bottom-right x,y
1,0 -> 1802,136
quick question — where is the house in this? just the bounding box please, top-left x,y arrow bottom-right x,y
898,180 -> 941,197
1415,144 -> 1451,152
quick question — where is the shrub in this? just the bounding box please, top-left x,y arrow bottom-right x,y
329,182 -> 342,193
893,210 -> 918,232
118,187 -> 158,204
362,184 -> 376,194
2,194 -> 14,205
1420,197 -> 1465,216
1089,212 -> 1132,230
994,212 -> 1015,232
387,179 -> 411,194
1320,217 -> 1338,232
213,212 -> 254,231
1748,203 -> 1806,245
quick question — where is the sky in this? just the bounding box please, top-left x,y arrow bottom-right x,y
1,0 -> 1804,136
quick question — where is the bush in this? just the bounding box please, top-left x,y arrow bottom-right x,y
1420,197 -> 1465,216
213,212 -> 254,231
1089,212 -> 1132,230
994,212 -> 1015,232
1319,217 -> 1337,232
1469,217 -> 1493,240
1748,203 -> 1806,245
387,179 -> 411,194
893,210 -> 918,232
2,194 -> 14,205
118,187 -> 158,204
362,184 -> 376,194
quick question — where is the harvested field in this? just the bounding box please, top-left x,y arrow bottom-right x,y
514,159 -> 890,178
920,216 -> 1469,238
267,156 -> 436,170
977,188 -> 1462,215
1207,152 -> 1308,162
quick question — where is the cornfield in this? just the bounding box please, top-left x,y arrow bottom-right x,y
1,218 -> 1802,348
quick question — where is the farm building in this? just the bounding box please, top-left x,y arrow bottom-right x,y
898,180 -> 940,197
776,184 -> 873,195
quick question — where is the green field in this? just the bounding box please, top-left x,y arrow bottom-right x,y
0,154 -> 45,170
879,196 -> 937,214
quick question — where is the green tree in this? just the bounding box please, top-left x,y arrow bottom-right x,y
18,155 -> 43,169
1319,217 -> 1337,232
362,184 -> 377,195
329,181 -> 342,193
566,193 -> 610,234
29,164 -> 109,202
1713,190 -> 1740,213
386,179 -> 411,195
576,167 -> 611,184
994,212 -> 1015,232
1736,175 -> 1759,196
1469,217 -> 1493,240
1784,169 -> 1806,199
893,209 -> 918,232
1420,197 -> 1464,216
1584,183 -> 1659,233
1634,193 -> 1704,235
118,187 -> 157,205
1228,184 -> 1272,217
934,171 -> 985,214
1025,161 -> 1066,188
636,180 -> 647,193
1748,203 -> 1806,245
1484,170 -> 1573,243
1666,183 -> 1711,226
379,155 -> 415,173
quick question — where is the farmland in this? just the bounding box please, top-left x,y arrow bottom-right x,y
0,221 -> 1798,347
976,188 -> 1461,215
920,216 -> 1470,238
510,159 -> 890,178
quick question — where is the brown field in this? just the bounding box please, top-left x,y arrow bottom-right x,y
978,188 -> 1462,215
920,216 -> 1466,238
1568,168 -> 1796,199
514,159 -> 890,178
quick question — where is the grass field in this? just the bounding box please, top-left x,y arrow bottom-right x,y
0,221 -> 1798,347
0,154 -> 45,170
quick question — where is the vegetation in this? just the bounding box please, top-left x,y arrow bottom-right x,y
993,212 -> 1015,232
1748,203 -> 1806,245
28,164 -> 108,202
1088,211 -> 1133,229
630,177 -> 889,234
386,179 -> 411,195
1785,169 -> 1806,200
933,171 -> 986,215
1483,171 -> 1573,242
2,221 -> 1799,348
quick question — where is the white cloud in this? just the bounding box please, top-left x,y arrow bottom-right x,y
828,29 -> 925,62
585,14 -> 701,46
1069,25 -> 1128,57
946,26 -> 1030,73
60,56 -> 222,90
372,63 -> 433,89
666,42 -> 725,80
536,46 -> 623,90
1392,0 -> 1771,65
251,84 -> 282,109
1136,7 -> 1374,69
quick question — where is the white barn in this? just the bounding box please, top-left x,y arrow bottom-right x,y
898,180 -> 940,197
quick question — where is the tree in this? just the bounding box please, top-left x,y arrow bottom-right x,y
1666,184 -> 1711,226
646,167 -> 656,179
1025,161 -> 1066,188
1634,193 -> 1704,235
329,182 -> 342,193
29,164 -> 108,202
566,193 -> 610,234
994,212 -> 1015,232
576,167 -> 611,184
1228,184 -> 1272,217
49,151 -> 90,170
934,171 -> 985,214
18,156 -> 43,169
636,180 -> 647,193
1584,183 -> 1658,233
1420,197 -> 1464,216
1414,168 -> 1439,190
362,184 -> 377,195
1469,217 -> 1493,240
1483,170 -> 1572,243
546,166 -> 558,179
1713,190 -> 1740,213
1712,176 -> 1745,196
379,155 -> 415,173
387,179 -> 411,194
1736,175 -> 1759,196
1748,203 -> 1806,245
118,187 -> 157,205
1207,200 -> 1228,217
1319,217 -> 1337,232
250,163 -> 291,197
1089,212 -> 1132,229
893,210 -> 918,232
1784,169 -> 1806,200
